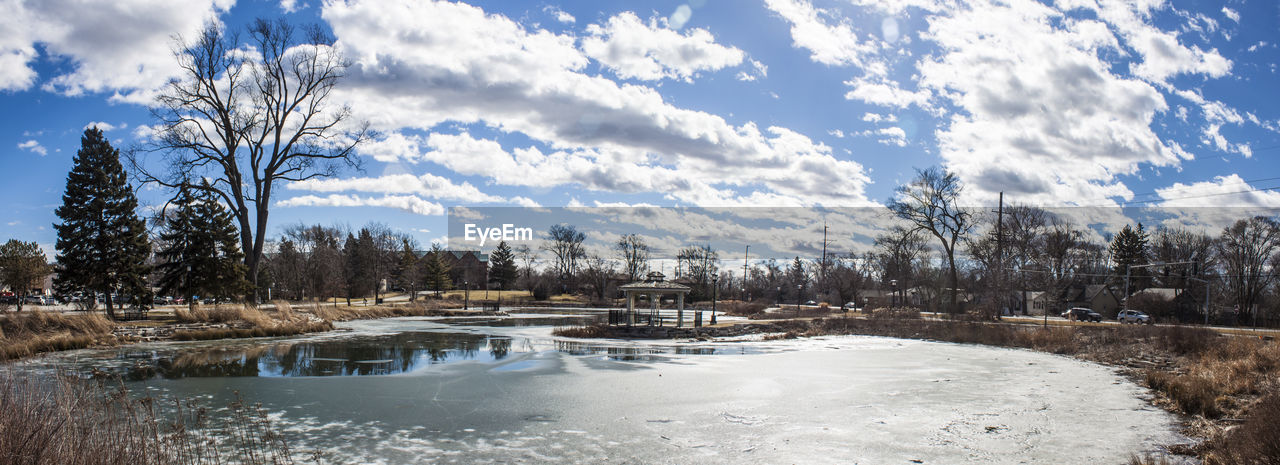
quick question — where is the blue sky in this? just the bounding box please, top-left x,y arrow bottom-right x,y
2,0 -> 1279,257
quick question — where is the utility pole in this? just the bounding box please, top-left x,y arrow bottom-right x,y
821,222 -> 829,300
992,192 -> 1005,320
742,245 -> 750,301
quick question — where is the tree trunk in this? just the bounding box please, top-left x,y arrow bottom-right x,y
948,255 -> 959,314
104,293 -> 116,320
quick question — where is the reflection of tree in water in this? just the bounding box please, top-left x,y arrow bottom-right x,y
552,341 -> 716,360
487,337 -> 512,360
127,331 -> 502,379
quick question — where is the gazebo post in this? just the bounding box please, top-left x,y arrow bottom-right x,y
677,293 -> 685,328
626,292 -> 635,326
650,292 -> 659,326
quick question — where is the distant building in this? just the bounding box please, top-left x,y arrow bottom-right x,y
423,250 -> 489,290
1061,284 -> 1121,317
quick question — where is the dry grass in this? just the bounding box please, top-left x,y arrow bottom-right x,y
720,301 -> 767,317
0,372 -> 293,465
307,301 -> 474,322
550,324 -> 612,338
0,312 -> 115,360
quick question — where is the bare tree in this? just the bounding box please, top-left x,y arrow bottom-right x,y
1036,218 -> 1086,315
131,19 -> 367,302
874,226 -> 928,290
887,167 -> 973,313
579,255 -> 616,301
1216,216 -> 1280,322
542,224 -> 585,287
615,233 -> 650,282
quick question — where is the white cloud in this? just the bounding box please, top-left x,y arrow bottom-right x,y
17,140 -> 46,156
543,5 -> 575,24
827,129 -> 845,138
287,172 -> 505,203
861,112 -> 897,123
0,0 -> 234,99
581,11 -> 745,82
280,0 -> 300,13
276,194 -> 445,215
1156,174 -> 1280,209
84,121 -> 125,132
1221,7 -> 1239,23
324,0 -> 876,207
763,0 -> 878,68
843,76 -> 930,108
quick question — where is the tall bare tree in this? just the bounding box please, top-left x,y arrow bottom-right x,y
887,167 -> 973,313
1217,216 -> 1280,321
132,19 -> 367,301
615,233 -> 650,282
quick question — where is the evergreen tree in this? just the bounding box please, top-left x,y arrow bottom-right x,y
343,229 -> 377,304
0,240 -> 52,312
395,238 -> 421,301
489,241 -> 517,290
156,182 -> 249,309
1110,223 -> 1150,292
54,128 -> 151,319
422,243 -> 453,297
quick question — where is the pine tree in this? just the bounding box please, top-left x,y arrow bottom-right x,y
395,238 -> 421,301
489,241 -> 517,290
0,240 -> 52,312
343,229 -> 376,304
54,127 -> 152,319
156,182 -> 249,309
422,243 -> 452,297
1110,223 -> 1150,292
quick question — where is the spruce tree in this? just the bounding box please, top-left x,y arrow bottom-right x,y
1110,223 -> 1150,292
156,182 -> 249,309
489,241 -> 517,290
421,243 -> 452,297
395,238 -> 421,301
54,127 -> 151,319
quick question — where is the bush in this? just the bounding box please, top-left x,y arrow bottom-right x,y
1145,370 -> 1221,418
1206,393 -> 1280,464
721,301 -> 766,316
551,324 -> 611,338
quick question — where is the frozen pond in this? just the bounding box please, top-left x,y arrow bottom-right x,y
26,312 -> 1182,464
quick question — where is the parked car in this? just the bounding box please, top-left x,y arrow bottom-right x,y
804,300 -> 817,305
842,301 -> 858,311
1117,309 -> 1152,324
1062,307 -> 1103,322
23,295 -> 48,305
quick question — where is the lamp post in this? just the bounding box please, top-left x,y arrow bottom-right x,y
890,279 -> 898,308
464,281 -> 469,310
711,277 -> 718,325
776,286 -> 781,307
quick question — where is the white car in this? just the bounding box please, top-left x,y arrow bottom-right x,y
842,302 -> 858,311
1117,309 -> 1152,324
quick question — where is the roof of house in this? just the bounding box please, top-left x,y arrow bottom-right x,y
1130,287 -> 1182,300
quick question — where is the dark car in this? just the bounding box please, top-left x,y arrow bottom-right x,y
1062,307 -> 1102,322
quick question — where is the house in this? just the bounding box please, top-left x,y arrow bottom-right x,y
442,250 -> 488,289
1061,284 -> 1121,317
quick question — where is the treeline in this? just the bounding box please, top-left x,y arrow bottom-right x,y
260,223 -> 514,304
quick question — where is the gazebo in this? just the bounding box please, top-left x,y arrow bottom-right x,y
617,272 -> 693,327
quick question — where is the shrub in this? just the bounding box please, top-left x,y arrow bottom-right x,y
551,324 -> 612,338
1205,393 -> 1280,464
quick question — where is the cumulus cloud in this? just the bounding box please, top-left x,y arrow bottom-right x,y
1156,174 -> 1280,208
581,11 -> 745,82
17,139 -> 46,156
287,172 -> 506,203
276,194 -> 445,215
83,121 -> 125,132
323,0 -> 876,207
0,0 -> 233,100
763,0 -> 878,68
768,0 -> 1241,205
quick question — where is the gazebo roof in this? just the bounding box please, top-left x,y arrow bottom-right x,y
618,271 -> 691,293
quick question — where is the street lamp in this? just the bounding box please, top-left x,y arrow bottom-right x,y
711,277 -> 718,325
890,279 -> 898,308
464,280 -> 469,310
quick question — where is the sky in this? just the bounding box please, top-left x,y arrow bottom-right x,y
2,0 -> 1279,260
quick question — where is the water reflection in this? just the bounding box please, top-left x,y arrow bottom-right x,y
98,328 -> 734,380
